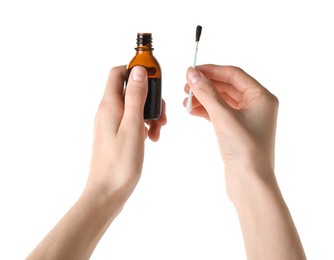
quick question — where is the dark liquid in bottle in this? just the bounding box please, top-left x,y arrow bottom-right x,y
145,78 -> 162,120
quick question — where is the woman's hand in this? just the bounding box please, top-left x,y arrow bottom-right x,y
86,65 -> 166,206
184,64 -> 306,259
184,65 -> 278,200
27,65 -> 166,260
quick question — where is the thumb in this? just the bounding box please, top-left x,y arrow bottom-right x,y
186,67 -> 229,116
124,66 -> 148,121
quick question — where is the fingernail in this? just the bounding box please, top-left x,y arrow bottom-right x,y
132,66 -> 146,81
187,67 -> 201,85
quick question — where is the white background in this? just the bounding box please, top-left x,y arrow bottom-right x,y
1,0 -> 333,259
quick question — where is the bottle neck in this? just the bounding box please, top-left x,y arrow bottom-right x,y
136,33 -> 154,52
135,46 -> 154,53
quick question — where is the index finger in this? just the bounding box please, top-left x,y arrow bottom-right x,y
196,64 -> 264,93
97,65 -> 126,129
103,65 -> 126,98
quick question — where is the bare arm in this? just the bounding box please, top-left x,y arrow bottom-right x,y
184,64 -> 306,259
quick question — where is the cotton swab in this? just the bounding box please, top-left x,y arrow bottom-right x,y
186,25 -> 202,112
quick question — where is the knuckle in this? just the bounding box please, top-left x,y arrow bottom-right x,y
109,66 -> 118,76
269,93 -> 279,108
229,66 -> 245,76
197,81 -> 218,102
97,97 -> 123,120
109,65 -> 126,78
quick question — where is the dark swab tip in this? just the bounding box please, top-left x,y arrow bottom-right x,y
196,25 -> 202,42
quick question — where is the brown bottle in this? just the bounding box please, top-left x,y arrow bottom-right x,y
126,33 -> 162,120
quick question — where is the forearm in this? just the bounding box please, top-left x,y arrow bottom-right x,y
27,186 -> 122,260
227,168 -> 306,260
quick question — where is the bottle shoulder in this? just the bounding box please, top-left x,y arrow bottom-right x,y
127,52 -> 161,77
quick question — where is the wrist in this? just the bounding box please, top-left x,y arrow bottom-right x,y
225,163 -> 279,207
85,167 -> 140,214
81,181 -> 126,223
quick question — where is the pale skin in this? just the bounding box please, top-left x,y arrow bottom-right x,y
184,65 -> 306,259
27,64 -> 306,259
27,66 -> 167,259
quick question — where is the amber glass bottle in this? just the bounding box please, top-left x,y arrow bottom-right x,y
126,33 -> 162,120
